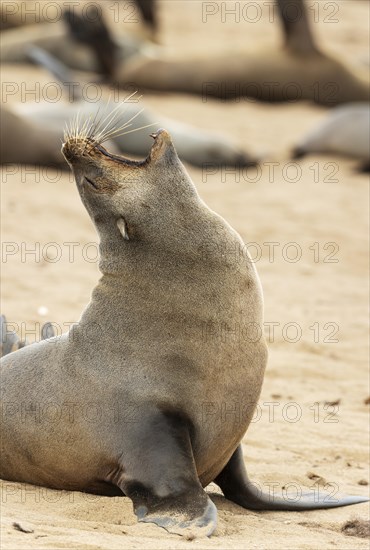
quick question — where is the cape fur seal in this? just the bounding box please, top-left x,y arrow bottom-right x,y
0,2 -> 160,71
62,1 -> 159,75
0,0 -> 157,37
293,103 -> 370,169
1,99 -> 254,169
1,123 -> 368,537
2,1 -> 368,106
1,46 -> 254,168
113,0 -> 369,106
0,18 -> 149,73
0,104 -> 64,166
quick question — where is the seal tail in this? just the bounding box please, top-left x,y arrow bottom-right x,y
215,446 -> 369,511
236,477 -> 369,511
26,45 -> 82,101
276,0 -> 319,55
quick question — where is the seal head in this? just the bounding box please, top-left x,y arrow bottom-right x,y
62,128 -> 200,273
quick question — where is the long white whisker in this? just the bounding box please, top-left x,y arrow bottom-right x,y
94,101 -> 130,143
94,91 -> 142,142
93,91 -> 135,139
118,122 -> 159,136
64,91 -> 148,153
75,110 -> 81,141
87,105 -> 102,140
100,122 -> 159,143
98,123 -> 134,142
97,107 -> 146,143
79,116 -> 90,139
93,96 -> 112,137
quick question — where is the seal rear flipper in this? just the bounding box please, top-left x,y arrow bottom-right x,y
215,445 -> 369,511
277,0 -> 319,55
115,409 -> 217,537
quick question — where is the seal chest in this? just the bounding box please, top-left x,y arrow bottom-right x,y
61,125 -> 268,471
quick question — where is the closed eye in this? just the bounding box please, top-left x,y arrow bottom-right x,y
85,177 -> 98,189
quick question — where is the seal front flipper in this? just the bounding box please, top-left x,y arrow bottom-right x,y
63,6 -> 118,78
215,445 -> 369,511
41,322 -> 56,340
114,409 -> 217,537
277,0 -> 318,55
133,483 -> 216,538
26,45 -> 82,101
0,315 -> 26,357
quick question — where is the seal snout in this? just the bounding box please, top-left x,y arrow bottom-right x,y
62,138 -> 90,163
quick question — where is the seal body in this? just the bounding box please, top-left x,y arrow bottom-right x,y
112,0 -> 369,106
115,38 -> 368,106
293,103 -> 370,162
2,1 -> 368,106
0,129 -> 266,534
1,128 -> 367,537
0,104 -> 64,165
0,19 -> 154,70
3,99 -> 254,168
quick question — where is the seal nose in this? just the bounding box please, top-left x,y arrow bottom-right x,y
62,138 -> 89,163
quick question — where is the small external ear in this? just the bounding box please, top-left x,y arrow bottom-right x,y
117,217 -> 129,240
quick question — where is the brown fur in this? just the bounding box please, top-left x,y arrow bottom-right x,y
0,129 -> 266,536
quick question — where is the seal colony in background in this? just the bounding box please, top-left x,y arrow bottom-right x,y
1,0 -> 368,106
293,103 -> 370,171
0,98 -> 254,168
114,0 -> 368,105
0,47 -> 255,169
0,113 -> 368,537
